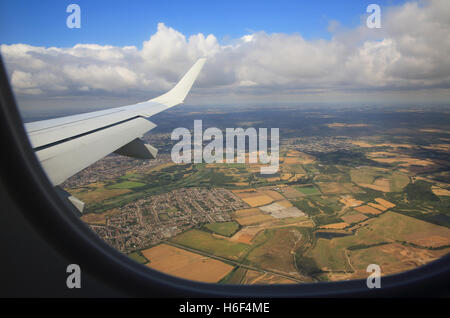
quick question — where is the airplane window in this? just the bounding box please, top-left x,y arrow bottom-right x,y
1,0 -> 449,289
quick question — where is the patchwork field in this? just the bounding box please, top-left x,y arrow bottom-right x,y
142,244 -> 233,283
67,106 -> 450,286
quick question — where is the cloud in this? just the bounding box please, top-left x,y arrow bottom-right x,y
1,0 -> 450,111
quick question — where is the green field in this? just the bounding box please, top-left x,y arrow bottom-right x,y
204,221 -> 240,237
350,166 -> 389,184
282,164 -> 306,174
127,251 -> 148,264
246,227 -> 308,276
390,172 -> 410,192
294,185 -> 320,195
108,181 -> 146,189
170,229 -> 250,260
306,238 -> 353,272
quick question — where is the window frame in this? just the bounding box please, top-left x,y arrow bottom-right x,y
0,56 -> 449,297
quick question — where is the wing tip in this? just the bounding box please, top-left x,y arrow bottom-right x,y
150,58 -> 206,107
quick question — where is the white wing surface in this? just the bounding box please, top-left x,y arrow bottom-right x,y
25,58 -> 206,186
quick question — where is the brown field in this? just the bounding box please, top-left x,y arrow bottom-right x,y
371,156 -> 434,167
352,141 -> 415,149
341,212 -> 368,224
241,195 -> 274,207
354,205 -> 383,215
234,182 -> 250,186
297,152 -> 316,164
234,214 -> 275,226
233,208 -> 275,226
422,144 -> 450,152
318,182 -> 344,194
262,190 -> 285,201
318,182 -> 359,194
281,173 -> 293,180
284,157 -> 302,164
374,198 -> 396,208
81,208 -> 121,225
368,203 -> 388,211
142,244 -> 233,283
432,186 -> 450,196
374,177 -> 391,191
275,186 -> 304,199
232,189 -> 258,198
339,196 -> 364,207
409,235 -> 450,248
359,183 -> 390,192
230,226 -> 264,244
320,222 -> 350,230
233,208 -> 261,218
286,149 -> 303,157
351,140 -> 374,147
277,200 -> 294,208
348,243 -> 450,280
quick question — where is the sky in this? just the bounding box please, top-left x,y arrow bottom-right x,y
1,0 -> 449,116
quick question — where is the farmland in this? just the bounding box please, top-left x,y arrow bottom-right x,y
64,105 -> 450,285
142,244 -> 234,283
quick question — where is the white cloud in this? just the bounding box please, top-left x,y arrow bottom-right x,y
1,0 -> 450,111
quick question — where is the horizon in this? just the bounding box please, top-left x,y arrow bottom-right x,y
1,0 -> 450,117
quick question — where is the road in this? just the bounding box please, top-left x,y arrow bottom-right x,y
164,240 -> 311,284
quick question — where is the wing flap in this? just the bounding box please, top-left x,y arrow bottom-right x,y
24,58 -> 206,185
36,117 -> 156,185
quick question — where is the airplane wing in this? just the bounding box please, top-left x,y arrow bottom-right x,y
24,58 -> 206,187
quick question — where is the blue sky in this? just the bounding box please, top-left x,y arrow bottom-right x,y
0,0 -> 407,47
2,0 -> 449,115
